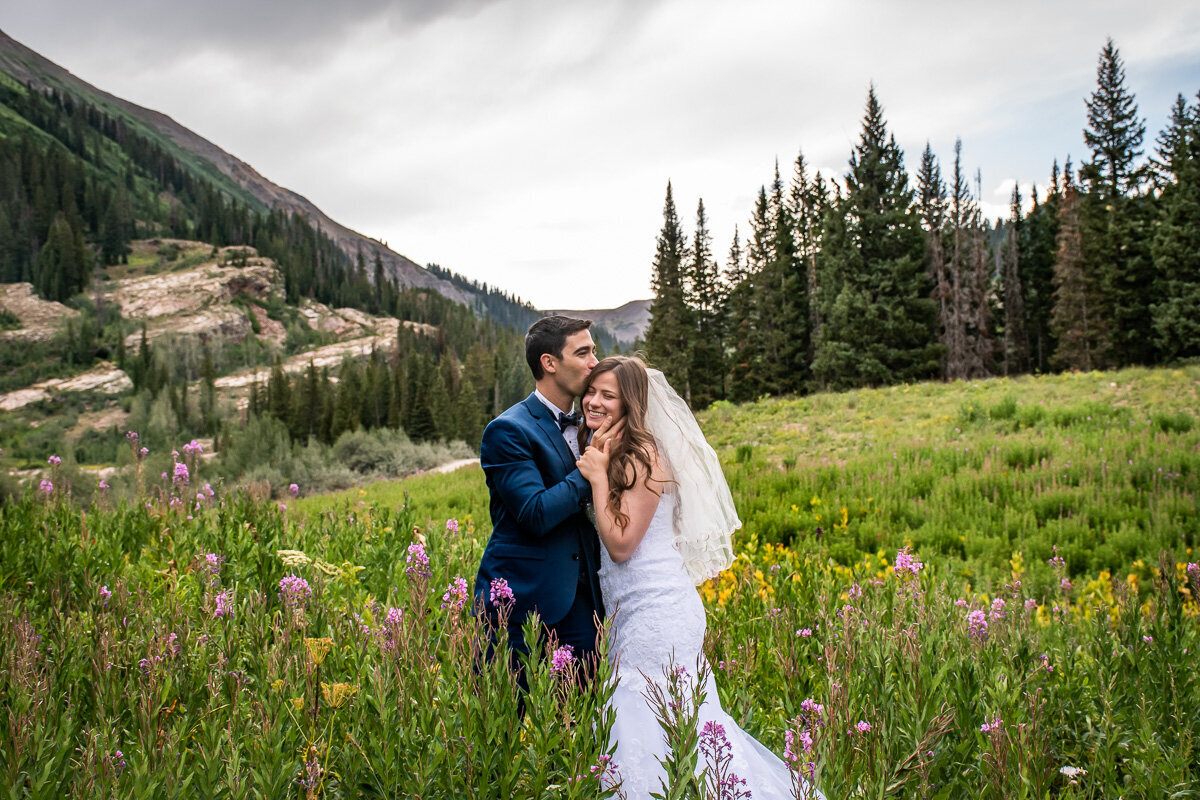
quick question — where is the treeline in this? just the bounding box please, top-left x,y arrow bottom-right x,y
645,40 -> 1200,406
247,322 -> 531,450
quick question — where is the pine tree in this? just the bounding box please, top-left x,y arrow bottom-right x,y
791,152 -> 827,361
1001,184 -> 1030,374
917,143 -> 950,377
721,225 -> 757,403
1080,38 -> 1152,366
1051,184 -> 1108,370
1021,166 -> 1061,372
686,199 -> 725,406
813,86 -> 939,389
1150,93 -> 1200,360
644,182 -> 693,400
756,160 -> 809,394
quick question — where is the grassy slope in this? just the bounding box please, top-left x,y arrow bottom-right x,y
303,364 -> 1200,591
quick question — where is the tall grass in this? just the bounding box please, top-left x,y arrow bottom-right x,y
1,365 -> 1197,797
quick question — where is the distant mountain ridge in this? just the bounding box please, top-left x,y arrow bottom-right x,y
549,299 -> 651,345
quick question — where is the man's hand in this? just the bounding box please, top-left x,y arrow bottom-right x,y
590,416 -> 625,451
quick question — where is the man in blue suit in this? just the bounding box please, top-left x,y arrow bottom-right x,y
475,315 -> 617,668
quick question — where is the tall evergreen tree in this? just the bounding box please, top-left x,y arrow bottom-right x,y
721,224 -> 759,403
1150,93 -> 1200,360
644,182 -> 693,400
1000,185 -> 1030,375
1020,169 -> 1061,372
812,86 -> 939,389
686,198 -> 725,407
917,143 -> 951,377
1051,183 -> 1108,370
1080,38 -> 1153,365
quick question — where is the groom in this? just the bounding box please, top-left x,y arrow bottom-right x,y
474,315 -> 614,667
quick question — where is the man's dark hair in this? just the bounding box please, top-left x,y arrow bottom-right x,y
525,315 -> 592,379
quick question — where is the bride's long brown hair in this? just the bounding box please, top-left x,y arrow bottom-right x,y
577,355 -> 661,531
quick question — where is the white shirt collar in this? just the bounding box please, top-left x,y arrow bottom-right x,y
534,388 -> 575,418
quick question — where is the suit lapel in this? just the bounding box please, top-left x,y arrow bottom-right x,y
523,394 -> 576,476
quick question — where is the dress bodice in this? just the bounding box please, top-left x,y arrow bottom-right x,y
598,491 -> 707,680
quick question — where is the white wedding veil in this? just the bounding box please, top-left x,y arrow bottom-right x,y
644,368 -> 740,584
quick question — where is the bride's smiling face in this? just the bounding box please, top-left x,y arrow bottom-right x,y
582,371 -> 623,430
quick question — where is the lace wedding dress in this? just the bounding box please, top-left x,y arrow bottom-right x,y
599,491 -> 817,799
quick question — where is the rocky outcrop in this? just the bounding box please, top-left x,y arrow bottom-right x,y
0,283 -> 80,343
0,362 -> 132,411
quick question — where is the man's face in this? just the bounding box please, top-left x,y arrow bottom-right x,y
546,329 -> 598,398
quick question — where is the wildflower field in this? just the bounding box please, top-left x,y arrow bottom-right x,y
2,365 -> 1198,798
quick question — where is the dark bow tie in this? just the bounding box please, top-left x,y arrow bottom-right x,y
557,410 -> 582,432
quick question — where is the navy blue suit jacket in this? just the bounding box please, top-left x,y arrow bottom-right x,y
475,393 -> 603,629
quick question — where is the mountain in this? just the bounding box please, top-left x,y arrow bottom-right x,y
0,28 -> 477,305
549,299 -> 652,345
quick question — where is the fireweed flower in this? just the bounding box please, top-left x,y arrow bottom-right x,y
182,439 -> 203,456
38,479 -> 53,495
855,720 -> 872,734
47,455 -> 61,466
139,447 -> 148,457
405,542 -> 432,581
445,518 -> 460,533
173,461 -> 190,486
441,577 -> 469,611
202,552 -> 224,579
893,547 -> 923,577
797,628 -> 813,638
550,644 -> 576,675
980,717 -> 1003,733
379,607 -> 404,653
1024,598 -> 1038,611
214,591 -> 233,618
967,609 -> 989,640
489,577 -> 514,608
99,480 -> 110,490
279,575 -> 312,610
989,597 -> 1007,621
288,483 -> 299,497
99,585 -> 112,605
847,583 -> 863,599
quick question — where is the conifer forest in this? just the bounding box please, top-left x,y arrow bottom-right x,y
644,40 -> 1200,407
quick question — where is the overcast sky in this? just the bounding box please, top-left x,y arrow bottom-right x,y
5,1 -> 1199,309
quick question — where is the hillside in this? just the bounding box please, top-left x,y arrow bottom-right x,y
0,28 -> 477,305
0,239 -> 417,416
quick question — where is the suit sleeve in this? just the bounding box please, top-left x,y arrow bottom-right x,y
481,417 -> 590,538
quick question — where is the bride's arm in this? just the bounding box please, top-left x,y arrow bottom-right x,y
577,440 -> 665,562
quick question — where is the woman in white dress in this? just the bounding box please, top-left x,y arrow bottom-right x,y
575,355 -> 822,800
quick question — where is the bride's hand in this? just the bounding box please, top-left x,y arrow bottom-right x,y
576,437 -> 610,482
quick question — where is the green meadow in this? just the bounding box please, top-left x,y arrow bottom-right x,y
1,365 -> 1197,798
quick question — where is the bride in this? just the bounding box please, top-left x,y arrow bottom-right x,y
575,355 -> 823,800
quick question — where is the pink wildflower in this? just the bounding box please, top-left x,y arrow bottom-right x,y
489,577 -> 514,607
446,518 -> 460,533
550,644 -> 576,675
440,577 -> 469,611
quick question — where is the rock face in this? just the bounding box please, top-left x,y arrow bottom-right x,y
107,252 -> 283,347
0,363 -> 133,411
0,244 -> 421,415
0,283 -> 80,343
